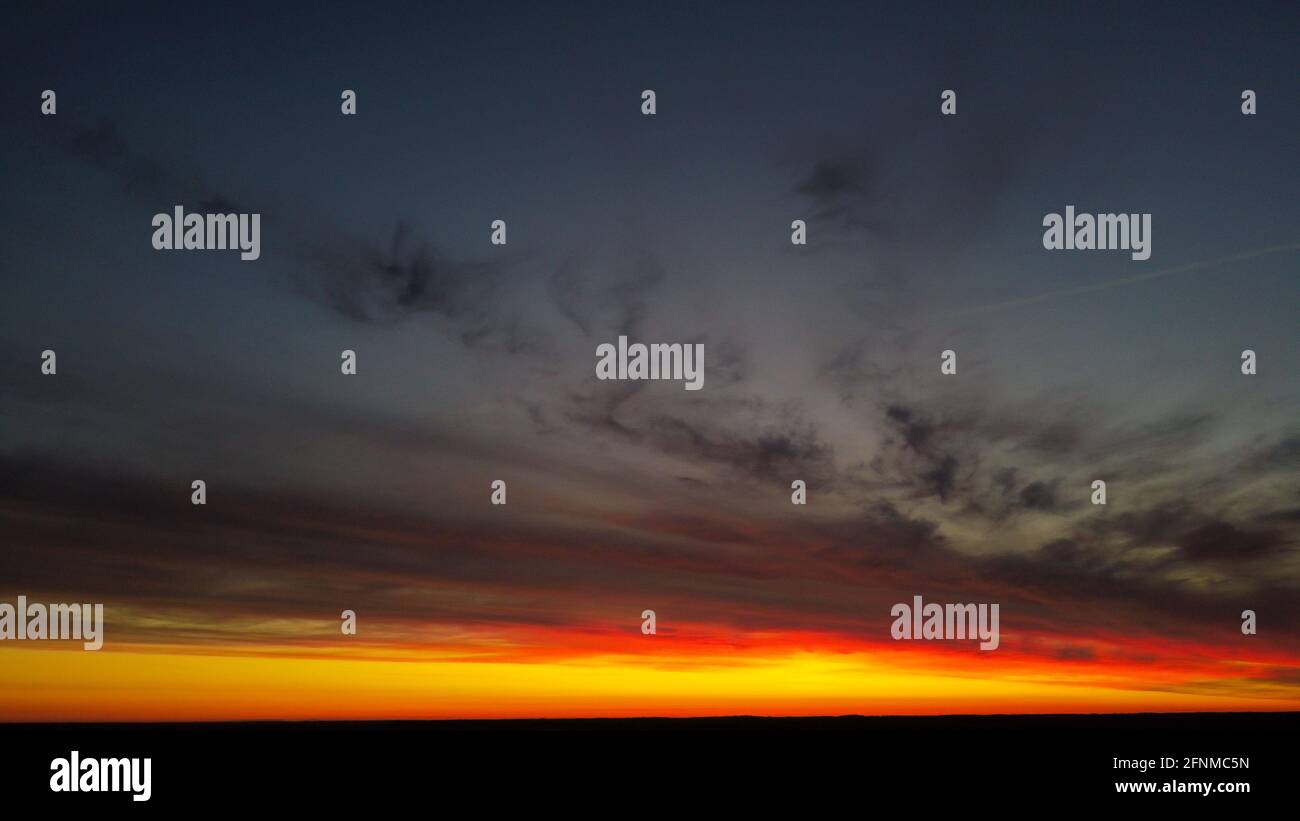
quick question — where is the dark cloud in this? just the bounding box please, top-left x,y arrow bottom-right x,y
51,119 -> 546,356
1104,502 -> 1193,549
882,404 -> 974,503
643,414 -> 835,488
1248,435 -> 1300,472
992,467 -> 1019,496
546,248 -> 666,339
55,118 -> 243,213
791,112 -> 1028,251
301,223 -> 500,323
794,155 -> 885,236
566,380 -> 647,441
1260,667 -> 1300,687
1178,521 -> 1287,562
1018,480 -> 1059,511
1032,538 -> 1112,576
1056,646 -> 1096,661
921,454 -> 961,503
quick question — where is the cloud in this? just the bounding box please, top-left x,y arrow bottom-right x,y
794,155 -> 885,236
546,247 -> 666,339
1018,480 -> 1060,511
881,404 -> 974,503
55,118 -> 244,213
644,414 -> 835,488
1178,521 -> 1287,562
3,440 -> 1298,666
323,222 -> 497,322
790,115 -> 1027,252
50,119 -> 551,356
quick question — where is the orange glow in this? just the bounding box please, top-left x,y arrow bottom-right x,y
3,621 -> 1298,722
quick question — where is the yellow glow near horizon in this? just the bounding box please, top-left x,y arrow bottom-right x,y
3,644 -> 1296,723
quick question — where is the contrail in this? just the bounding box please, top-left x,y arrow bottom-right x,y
943,242 -> 1300,318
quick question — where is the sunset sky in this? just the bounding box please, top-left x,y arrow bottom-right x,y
1,1 -> 1298,721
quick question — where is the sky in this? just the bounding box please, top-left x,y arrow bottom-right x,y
1,0 -> 1298,720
